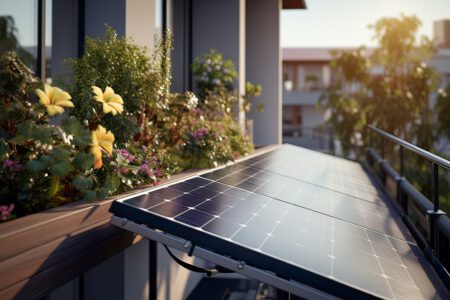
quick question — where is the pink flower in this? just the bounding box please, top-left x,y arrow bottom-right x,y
3,160 -> 22,171
1,204 -> 14,221
139,163 -> 154,177
119,167 -> 130,175
117,149 -> 135,163
192,127 -> 209,139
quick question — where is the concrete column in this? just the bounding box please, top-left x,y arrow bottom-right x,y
85,0 -> 160,51
322,65 -> 330,87
246,0 -> 282,146
124,240 -> 149,300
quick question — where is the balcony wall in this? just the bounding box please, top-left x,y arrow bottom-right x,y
283,89 -> 322,106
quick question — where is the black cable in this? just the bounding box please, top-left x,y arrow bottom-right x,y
163,244 -> 233,277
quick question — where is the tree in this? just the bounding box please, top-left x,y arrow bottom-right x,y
436,85 -> 450,147
0,16 -> 35,68
320,15 -> 438,156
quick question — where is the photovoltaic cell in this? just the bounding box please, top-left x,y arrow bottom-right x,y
110,144 -> 449,299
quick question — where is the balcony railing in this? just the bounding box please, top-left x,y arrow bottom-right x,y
366,125 -> 450,290
282,126 -> 335,154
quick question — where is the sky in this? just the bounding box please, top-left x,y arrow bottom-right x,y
281,0 -> 450,48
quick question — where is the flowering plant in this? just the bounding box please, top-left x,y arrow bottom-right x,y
70,27 -> 172,146
192,49 -> 236,100
0,52 -> 98,216
0,52 -> 170,220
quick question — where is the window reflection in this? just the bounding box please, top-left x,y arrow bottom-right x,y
0,0 -> 38,72
45,0 -> 52,82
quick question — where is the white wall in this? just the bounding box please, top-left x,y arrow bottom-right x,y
302,105 -> 324,128
126,0 -> 159,52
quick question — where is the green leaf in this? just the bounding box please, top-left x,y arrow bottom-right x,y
10,120 -> 54,144
74,152 -> 94,171
96,188 -> 109,199
0,139 -> 9,160
72,175 -> 94,191
26,159 -> 47,175
61,116 -> 92,147
48,148 -> 72,177
82,190 -> 98,202
103,173 -> 121,194
48,177 -> 60,197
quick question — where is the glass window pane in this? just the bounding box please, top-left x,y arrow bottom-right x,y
0,0 -> 38,72
45,0 -> 52,82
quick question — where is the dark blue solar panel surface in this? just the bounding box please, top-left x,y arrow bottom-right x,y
111,145 -> 449,299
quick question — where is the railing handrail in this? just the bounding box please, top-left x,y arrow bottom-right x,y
367,125 -> 450,171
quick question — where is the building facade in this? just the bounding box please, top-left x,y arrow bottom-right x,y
282,48 -> 334,152
0,1 -> 305,299
282,20 -> 450,155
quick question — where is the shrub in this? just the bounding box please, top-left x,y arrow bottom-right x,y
0,52 -> 172,220
70,26 -> 172,146
0,35 -> 258,222
0,52 -> 95,216
165,50 -> 254,168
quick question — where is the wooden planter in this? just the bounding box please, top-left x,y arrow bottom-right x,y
0,145 -> 276,300
0,169 -> 202,300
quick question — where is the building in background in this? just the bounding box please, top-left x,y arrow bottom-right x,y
282,19 -> 450,155
282,48 -> 335,152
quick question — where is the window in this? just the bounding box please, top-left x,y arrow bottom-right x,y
0,0 -> 52,81
301,64 -> 322,91
0,0 -> 38,72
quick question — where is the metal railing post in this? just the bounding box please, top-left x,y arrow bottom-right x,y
397,147 -> 407,213
380,137 -> 386,184
432,163 -> 439,212
427,163 -> 445,257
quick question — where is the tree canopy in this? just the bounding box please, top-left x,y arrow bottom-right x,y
320,15 -> 439,156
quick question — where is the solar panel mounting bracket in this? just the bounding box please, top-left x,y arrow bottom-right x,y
111,216 -> 338,300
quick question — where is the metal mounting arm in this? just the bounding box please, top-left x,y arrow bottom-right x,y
111,216 -> 337,300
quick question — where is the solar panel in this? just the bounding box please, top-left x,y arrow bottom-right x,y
110,144 -> 449,299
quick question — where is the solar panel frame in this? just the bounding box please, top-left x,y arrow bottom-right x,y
110,144 -> 449,299
110,197 -> 379,299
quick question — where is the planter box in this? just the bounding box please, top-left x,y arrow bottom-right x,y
0,169 -> 202,300
0,146 -> 277,300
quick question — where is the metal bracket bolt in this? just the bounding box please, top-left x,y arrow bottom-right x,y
121,218 -> 128,226
426,209 -> 446,219
183,241 -> 192,250
237,261 -> 245,270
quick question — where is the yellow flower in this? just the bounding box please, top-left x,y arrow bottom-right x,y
91,86 -> 124,115
91,125 -> 115,169
35,84 -> 74,116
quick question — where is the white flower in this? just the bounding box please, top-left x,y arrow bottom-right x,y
186,92 -> 198,109
438,88 -> 447,97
